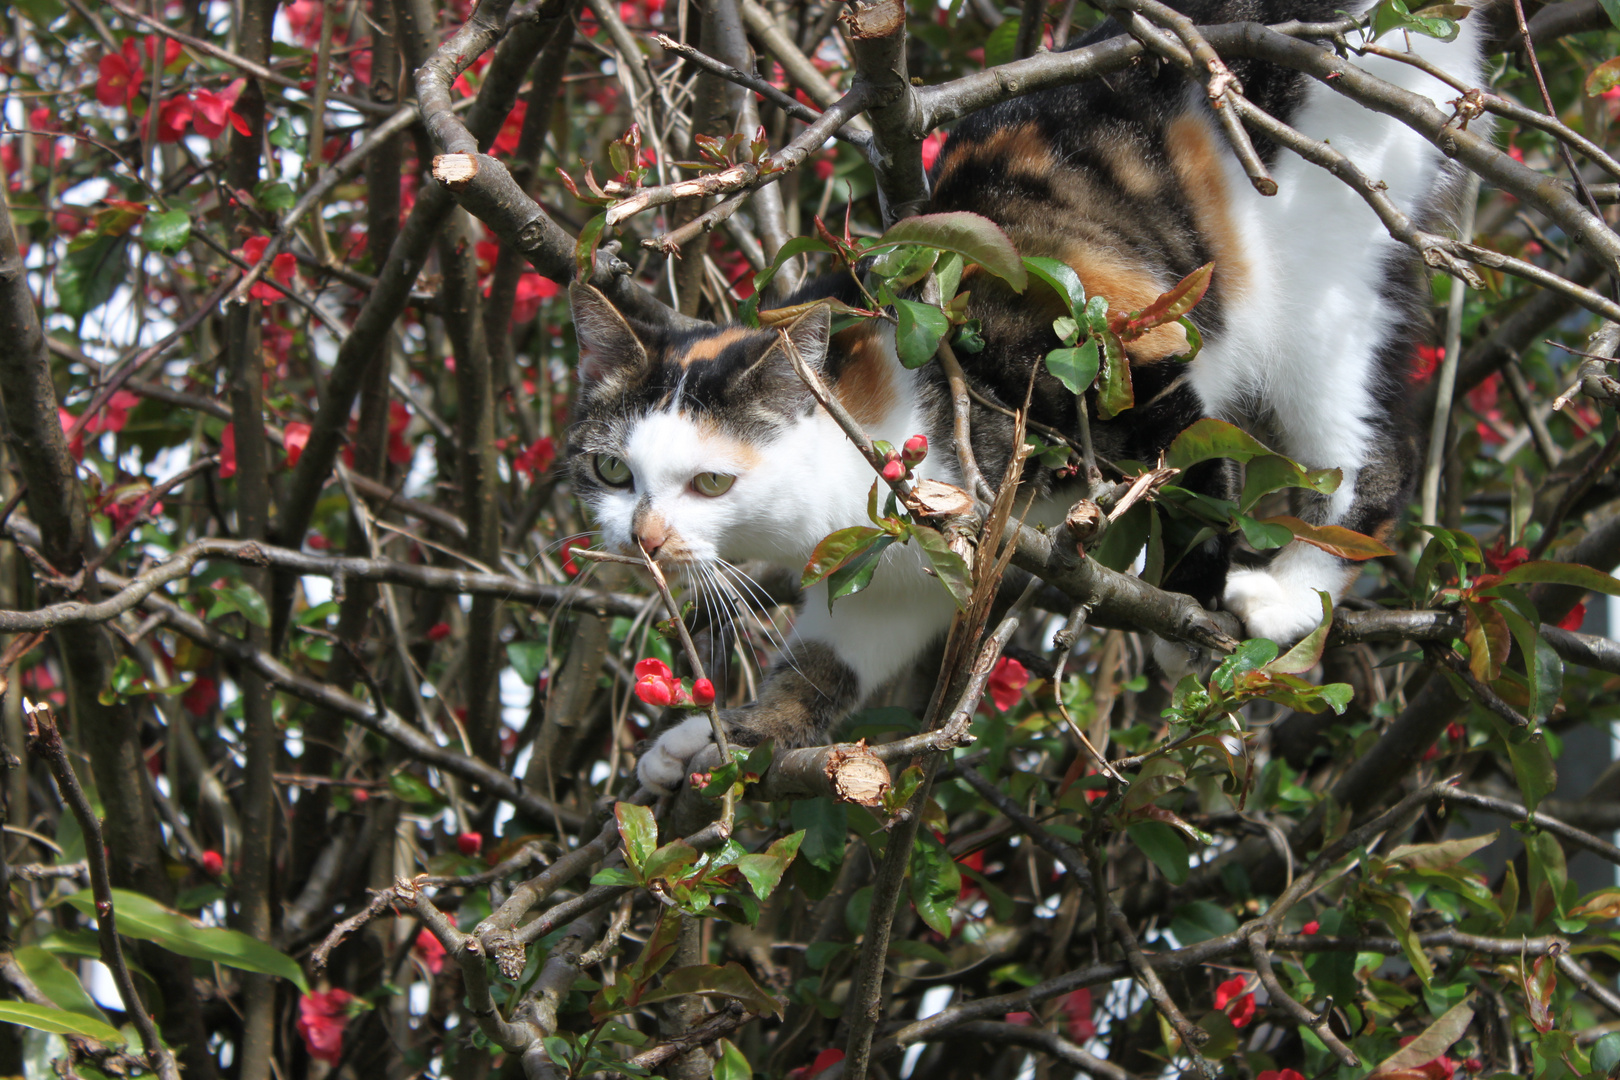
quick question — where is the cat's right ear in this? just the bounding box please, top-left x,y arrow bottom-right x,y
570,282 -> 648,385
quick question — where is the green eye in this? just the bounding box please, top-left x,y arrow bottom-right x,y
595,454 -> 631,486
693,472 -> 735,497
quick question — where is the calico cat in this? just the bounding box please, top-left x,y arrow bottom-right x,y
567,0 -> 1486,792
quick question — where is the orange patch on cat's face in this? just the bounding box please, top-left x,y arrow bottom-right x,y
831,323 -> 897,427
935,122 -> 1055,187
1165,114 -> 1250,299
674,328 -> 752,366
689,413 -> 765,471
1060,243 -> 1190,364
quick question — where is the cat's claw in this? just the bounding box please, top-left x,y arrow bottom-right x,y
1223,568 -> 1327,647
636,716 -> 716,794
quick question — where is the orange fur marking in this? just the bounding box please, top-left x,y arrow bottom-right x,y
676,327 -> 751,365
832,323 -> 898,427
1166,114 -> 1251,300
1061,242 -> 1190,364
935,123 -> 1055,187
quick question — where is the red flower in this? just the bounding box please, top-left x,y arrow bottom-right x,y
297,989 -> 357,1064
456,831 -> 482,856
985,657 -> 1029,713
83,390 -> 142,436
156,95 -> 194,142
182,675 -> 218,717
1446,721 -> 1466,742
1257,1072 -> 1306,1080
57,408 -> 85,462
920,131 -> 946,172
200,849 -> 224,876
514,436 -> 557,479
1398,1036 -> 1458,1080
1485,535 -> 1529,574
1302,920 -> 1319,935
1413,344 -> 1443,382
634,658 -> 682,707
787,1048 -> 845,1080
426,622 -> 452,642
284,0 -> 324,45
283,421 -> 311,468
691,678 -> 716,706
1063,987 -> 1095,1041
1003,1011 -> 1033,1025
509,273 -> 559,325
192,80 -> 251,139
1558,600 -> 1587,632
813,153 -> 836,181
413,929 -> 446,974
491,99 -> 527,156
1214,975 -> 1256,1028
560,537 -> 588,577
219,423 -> 237,478
387,401 -> 413,465
96,40 -> 143,107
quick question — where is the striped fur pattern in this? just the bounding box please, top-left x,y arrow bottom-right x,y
567,0 -> 1486,791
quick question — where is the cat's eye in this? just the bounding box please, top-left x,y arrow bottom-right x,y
595,454 -> 632,486
692,472 -> 735,497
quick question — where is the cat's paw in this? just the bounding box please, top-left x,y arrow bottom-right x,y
636,716 -> 715,794
1151,634 -> 1213,686
1223,568 -> 1325,646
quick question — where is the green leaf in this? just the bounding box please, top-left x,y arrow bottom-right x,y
0,1001 -> 125,1046
1168,418 -> 1283,471
641,839 -> 700,884
506,640 -> 548,685
803,526 -> 890,590
1096,330 -> 1132,418
751,235 -> 832,301
253,179 -> 296,211
827,535 -> 893,609
641,963 -> 783,1017
1592,1032 -> 1620,1074
616,802 -> 659,874
791,798 -> 847,870
875,212 -> 1027,290
910,524 -> 972,611
57,234 -> 128,318
140,209 -> 191,254
1023,255 -> 1085,317
714,1039 -> 751,1080
909,836 -> 962,937
1127,821 -> 1189,885
1122,757 -> 1186,813
1213,639 -> 1279,691
1170,900 -> 1238,944
735,831 -> 804,900
389,771 -> 443,808
1498,560 -> 1620,595
1499,723 -> 1557,814
1587,57 -> 1620,97
982,16 -> 1021,66
15,945 -> 110,1027
935,251 -> 964,301
1371,998 -> 1474,1074
61,888 -> 308,993
1045,340 -> 1100,394
590,867 -> 639,887
1599,0 -> 1620,31
1525,829 -> 1568,924
1239,455 -> 1342,511
1237,514 -> 1294,551
575,213 -> 608,279
894,298 -> 950,368
870,244 -> 938,289
206,583 -> 270,628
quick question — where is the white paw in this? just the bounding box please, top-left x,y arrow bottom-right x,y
1223,569 -> 1326,646
636,716 -> 715,794
1151,633 -> 1209,686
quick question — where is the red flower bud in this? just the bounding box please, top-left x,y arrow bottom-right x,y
902,434 -> 928,464
881,459 -> 905,482
456,831 -> 482,856
352,787 -> 369,803
636,675 -> 675,707
201,850 -> 224,876
692,678 -> 715,706
1302,920 -> 1319,935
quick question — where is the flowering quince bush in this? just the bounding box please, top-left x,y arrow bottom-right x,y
5,0 -> 1620,1079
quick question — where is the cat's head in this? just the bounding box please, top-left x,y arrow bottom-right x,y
566,283 -> 834,566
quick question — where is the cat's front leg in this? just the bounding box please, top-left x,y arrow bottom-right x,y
636,641 -> 863,793
1224,429 -> 1411,644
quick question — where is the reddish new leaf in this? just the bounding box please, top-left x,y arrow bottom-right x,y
1110,262 -> 1213,341
1262,516 -> 1394,560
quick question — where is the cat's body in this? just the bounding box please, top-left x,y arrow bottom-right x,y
567,0 -> 1486,792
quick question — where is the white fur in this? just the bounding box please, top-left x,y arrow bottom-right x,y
1189,13 -> 1485,643
620,333 -> 965,790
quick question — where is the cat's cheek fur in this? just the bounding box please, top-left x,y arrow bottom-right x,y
636,715 -> 715,793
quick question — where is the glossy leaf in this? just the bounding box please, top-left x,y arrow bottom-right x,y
1023,255 -> 1086,316
57,234 -> 128,318
1498,559 -> 1620,595
875,212 -> 1027,290
1369,998 -> 1473,1076
735,830 -> 804,900
140,208 -> 191,254
1263,515 -> 1391,560
802,526 -> 888,590
1112,262 -> 1212,341
1240,456 -> 1342,511
1096,329 -> 1132,418
0,1001 -> 125,1046
61,888 -> 308,992
1127,821 -> 1189,885
575,212 -> 607,279
1266,591 -> 1333,674
909,836 -> 962,937
616,802 -> 659,874
827,534 -> 895,609
15,945 -> 110,1027
894,298 -> 950,368
642,962 -> 783,1017
910,524 -> 972,611
1046,340 -> 1100,394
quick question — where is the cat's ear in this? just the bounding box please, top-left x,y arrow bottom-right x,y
570,282 -> 648,384
761,303 -> 832,371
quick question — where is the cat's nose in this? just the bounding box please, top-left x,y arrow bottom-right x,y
635,522 -> 667,557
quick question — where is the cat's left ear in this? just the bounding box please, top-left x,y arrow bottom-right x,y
570,282 -> 648,385
760,303 -> 831,371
